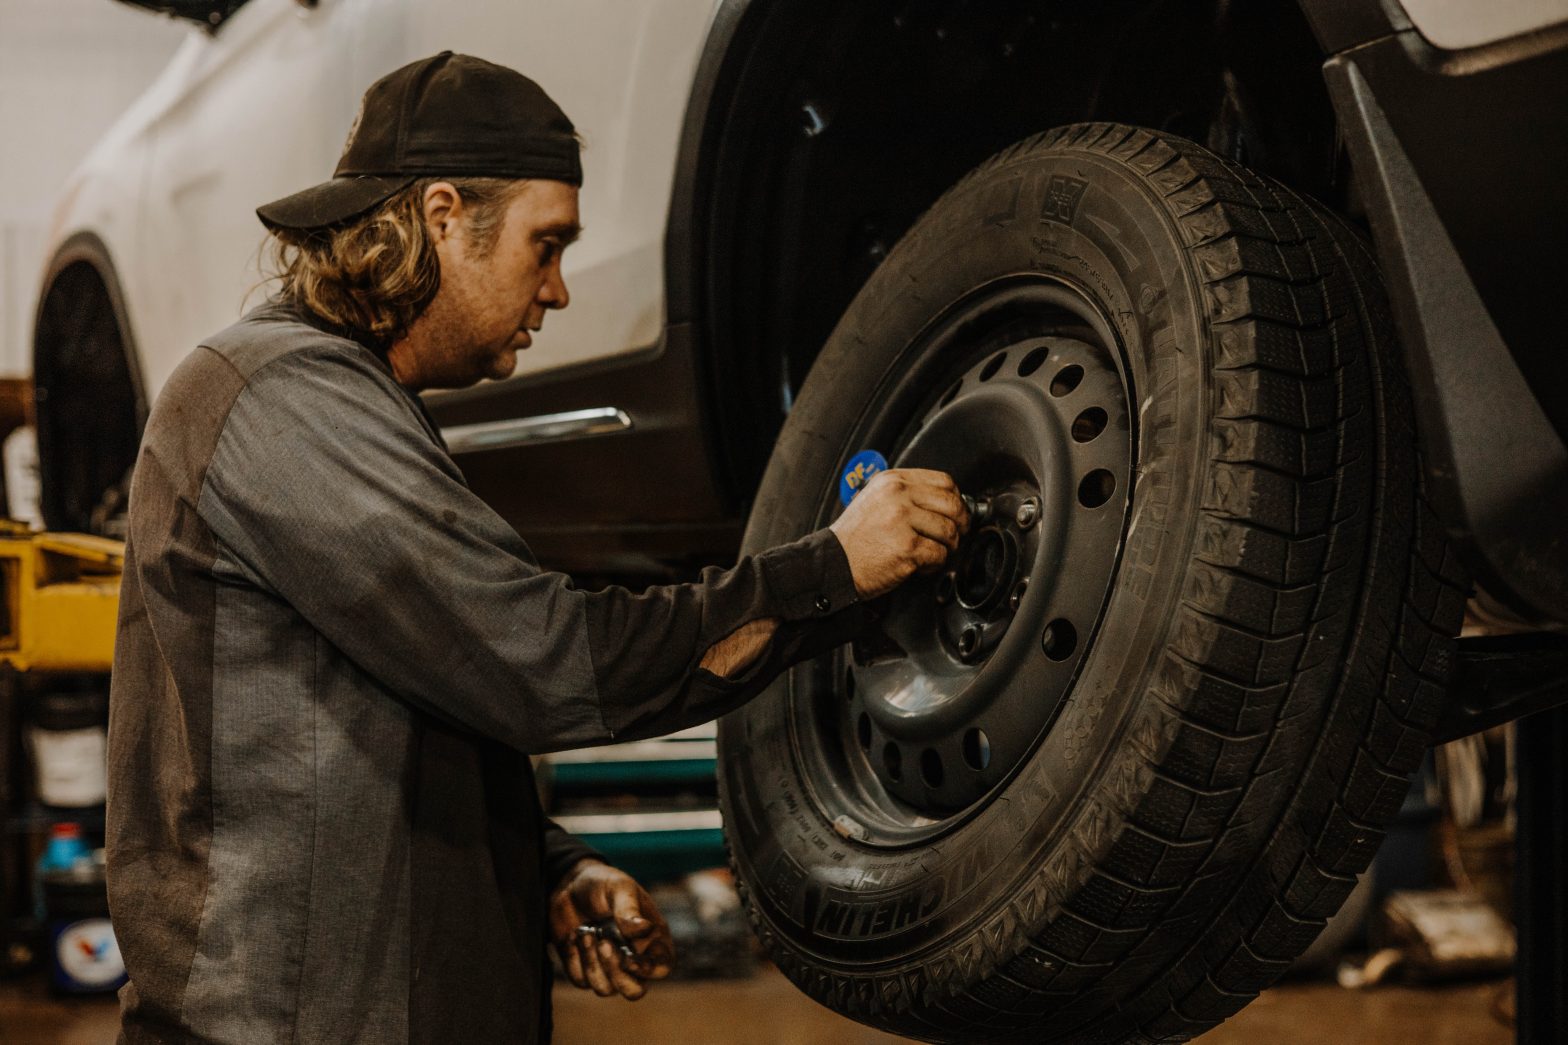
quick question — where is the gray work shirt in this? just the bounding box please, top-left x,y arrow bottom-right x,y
107,300 -> 860,1043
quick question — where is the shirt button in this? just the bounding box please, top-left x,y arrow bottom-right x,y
814,595 -> 832,614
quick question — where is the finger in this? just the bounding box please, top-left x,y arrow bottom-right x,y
598,939 -> 648,1000
611,884 -> 653,941
854,470 -> 900,502
907,484 -> 967,522
563,944 -> 589,989
610,963 -> 647,1000
633,933 -> 676,979
908,535 -> 951,571
626,895 -> 675,973
905,507 -> 962,551
887,468 -> 959,492
547,894 -> 583,941
560,939 -> 588,988
578,935 -> 615,997
585,878 -> 616,920
908,486 -> 969,531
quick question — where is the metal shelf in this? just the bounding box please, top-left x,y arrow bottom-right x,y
3,802 -> 104,836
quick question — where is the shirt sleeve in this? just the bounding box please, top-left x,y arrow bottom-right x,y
541,820 -> 602,889
196,347 -> 864,754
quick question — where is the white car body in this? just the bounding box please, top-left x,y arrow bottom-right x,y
47,0 -> 715,407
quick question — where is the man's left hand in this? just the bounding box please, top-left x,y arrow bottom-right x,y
548,859 -> 675,999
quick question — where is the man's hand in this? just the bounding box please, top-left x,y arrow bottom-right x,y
830,468 -> 969,599
548,859 -> 674,1000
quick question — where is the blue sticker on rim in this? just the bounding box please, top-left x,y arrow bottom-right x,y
839,450 -> 888,507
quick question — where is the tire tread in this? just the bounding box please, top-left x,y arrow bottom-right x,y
724,123 -> 1465,1043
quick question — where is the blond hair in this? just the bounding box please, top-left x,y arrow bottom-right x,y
266,177 -> 526,347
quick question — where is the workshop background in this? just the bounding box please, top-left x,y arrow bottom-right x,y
0,2 -> 1539,1043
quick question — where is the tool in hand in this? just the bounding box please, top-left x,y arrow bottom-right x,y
575,917 -> 640,965
841,448 -> 988,526
961,494 -> 992,525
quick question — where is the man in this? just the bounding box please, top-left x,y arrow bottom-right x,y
106,52 -> 968,1043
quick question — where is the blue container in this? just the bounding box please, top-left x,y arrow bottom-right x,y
42,863 -> 125,994
33,822 -> 90,920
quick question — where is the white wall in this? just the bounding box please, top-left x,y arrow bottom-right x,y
0,0 -> 186,377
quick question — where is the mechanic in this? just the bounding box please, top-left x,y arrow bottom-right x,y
104,52 -> 968,1044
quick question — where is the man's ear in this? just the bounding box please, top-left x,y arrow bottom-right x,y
422,181 -> 463,241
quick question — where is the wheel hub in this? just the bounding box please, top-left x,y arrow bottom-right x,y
955,526 -> 1012,611
937,489 -> 1035,664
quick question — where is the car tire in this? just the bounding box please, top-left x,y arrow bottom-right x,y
717,123 -> 1466,1043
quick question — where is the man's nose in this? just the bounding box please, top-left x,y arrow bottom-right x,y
540,266 -> 570,310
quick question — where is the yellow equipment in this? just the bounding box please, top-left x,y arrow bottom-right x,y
0,522 -> 122,673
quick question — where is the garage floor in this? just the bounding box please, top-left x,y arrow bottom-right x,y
0,965 -> 1513,1044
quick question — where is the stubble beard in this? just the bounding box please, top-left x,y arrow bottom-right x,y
415,281 -> 507,388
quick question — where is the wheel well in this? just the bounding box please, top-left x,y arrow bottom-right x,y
32,235 -> 145,534
682,0 -> 1338,501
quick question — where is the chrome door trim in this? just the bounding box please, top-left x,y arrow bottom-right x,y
440,407 -> 632,454
550,809 -> 723,835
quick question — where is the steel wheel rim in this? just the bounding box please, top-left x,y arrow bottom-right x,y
789,277 -> 1137,847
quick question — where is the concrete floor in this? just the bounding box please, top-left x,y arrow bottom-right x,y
0,965 -> 1514,1044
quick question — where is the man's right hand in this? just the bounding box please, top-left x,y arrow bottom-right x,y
829,468 -> 969,600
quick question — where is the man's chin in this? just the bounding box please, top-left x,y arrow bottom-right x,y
485,348 -> 519,382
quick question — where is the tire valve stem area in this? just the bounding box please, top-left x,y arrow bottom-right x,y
830,814 -> 867,842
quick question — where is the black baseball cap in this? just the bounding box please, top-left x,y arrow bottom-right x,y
257,52 -> 581,233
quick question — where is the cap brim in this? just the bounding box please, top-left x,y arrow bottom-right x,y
256,174 -> 416,232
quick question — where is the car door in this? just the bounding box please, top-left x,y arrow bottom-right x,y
132,0 -> 730,576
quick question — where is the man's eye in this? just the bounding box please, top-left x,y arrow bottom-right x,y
539,241 -> 560,265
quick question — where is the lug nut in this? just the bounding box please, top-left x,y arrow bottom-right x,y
962,495 -> 993,525
935,571 -> 956,605
1015,498 -> 1040,529
957,625 -> 980,659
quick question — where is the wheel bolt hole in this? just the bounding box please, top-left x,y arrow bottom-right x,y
956,625 -> 980,658
1050,364 -> 1084,397
856,713 -> 872,751
1078,469 -> 1116,508
963,729 -> 991,771
1072,406 -> 1108,443
883,743 -> 902,781
920,749 -> 945,788
1008,578 -> 1029,612
979,353 -> 1006,382
1042,618 -> 1077,661
1018,346 -> 1048,377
